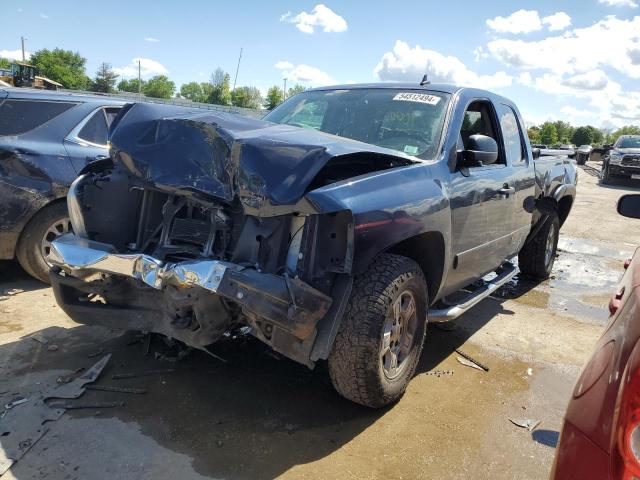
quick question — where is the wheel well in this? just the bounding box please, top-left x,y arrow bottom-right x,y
557,196 -> 573,226
385,231 -> 445,304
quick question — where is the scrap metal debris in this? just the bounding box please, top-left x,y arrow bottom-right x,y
0,354 -> 111,476
86,385 -> 147,394
455,349 -> 489,372
111,368 -> 175,380
457,356 -> 485,371
28,333 -> 48,345
1,398 -> 29,418
425,370 -> 454,377
509,418 -> 541,432
46,344 -> 59,352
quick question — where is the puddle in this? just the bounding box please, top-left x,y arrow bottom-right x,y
493,236 -> 627,325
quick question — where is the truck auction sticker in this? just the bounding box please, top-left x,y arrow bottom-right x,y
393,92 -> 441,105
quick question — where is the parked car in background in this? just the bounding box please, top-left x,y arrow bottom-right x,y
538,145 -> 576,158
576,144 -> 592,165
551,193 -> 640,480
532,144 -> 548,150
601,135 -> 640,184
48,83 -> 576,407
0,87 -> 124,282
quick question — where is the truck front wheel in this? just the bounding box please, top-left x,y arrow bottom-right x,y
518,210 -> 559,280
328,254 -> 428,408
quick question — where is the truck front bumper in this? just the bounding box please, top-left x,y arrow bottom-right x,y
609,163 -> 640,177
49,234 -> 332,346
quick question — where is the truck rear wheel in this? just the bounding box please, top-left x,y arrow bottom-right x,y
328,254 -> 428,408
518,210 -> 559,280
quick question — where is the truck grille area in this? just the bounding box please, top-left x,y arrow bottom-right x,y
622,155 -> 640,167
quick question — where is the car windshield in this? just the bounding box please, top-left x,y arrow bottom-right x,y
617,137 -> 640,148
263,88 -> 450,159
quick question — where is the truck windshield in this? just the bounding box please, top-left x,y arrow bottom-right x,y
617,137 -> 640,148
264,88 -> 450,159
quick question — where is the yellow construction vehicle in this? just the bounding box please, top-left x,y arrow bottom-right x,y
0,62 -> 62,90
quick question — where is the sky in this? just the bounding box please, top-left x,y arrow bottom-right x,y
1,0 -> 640,129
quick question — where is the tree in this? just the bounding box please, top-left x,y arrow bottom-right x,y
29,48 -> 90,89
608,125 -> 640,144
179,81 -> 213,103
539,122 -> 558,146
143,75 -> 175,98
207,68 -> 232,106
571,126 -> 594,147
287,84 -> 306,98
264,86 -> 284,109
527,126 -> 541,144
231,86 -> 263,109
0,57 -> 11,69
553,120 -> 574,144
91,62 -> 118,93
118,78 -> 145,93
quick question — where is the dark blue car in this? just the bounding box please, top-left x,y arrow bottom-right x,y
0,87 -> 124,282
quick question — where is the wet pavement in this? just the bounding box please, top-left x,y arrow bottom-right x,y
0,161 -> 639,479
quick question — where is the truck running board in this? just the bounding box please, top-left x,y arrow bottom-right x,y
428,262 -> 518,322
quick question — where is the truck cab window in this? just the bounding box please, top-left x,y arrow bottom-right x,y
460,101 -> 503,165
498,104 -> 525,164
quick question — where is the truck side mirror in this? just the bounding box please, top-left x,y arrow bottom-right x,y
617,194 -> 640,219
532,148 -> 541,159
458,134 -> 499,168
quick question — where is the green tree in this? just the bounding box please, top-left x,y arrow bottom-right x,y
91,62 -> 118,93
118,78 -> 145,93
264,85 -> 284,109
231,86 -> 263,109
143,75 -> 175,98
571,126 -> 594,146
553,120 -> 574,144
539,122 -> 558,146
29,48 -> 90,89
207,68 -> 232,106
179,81 -> 213,103
287,84 -> 306,98
0,57 -> 11,69
608,125 -> 640,144
527,126 -> 541,144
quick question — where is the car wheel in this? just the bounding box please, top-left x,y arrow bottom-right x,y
577,154 -> 586,165
16,202 -> 72,283
328,253 -> 428,408
601,163 -> 610,184
518,209 -> 559,280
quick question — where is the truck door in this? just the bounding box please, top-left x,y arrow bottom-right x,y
445,99 -> 518,292
495,103 -> 536,256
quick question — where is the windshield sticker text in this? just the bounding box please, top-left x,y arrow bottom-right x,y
393,92 -> 441,105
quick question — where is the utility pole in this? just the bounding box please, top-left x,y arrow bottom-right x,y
138,60 -> 142,100
21,36 -> 26,62
232,47 -> 243,92
283,77 -> 287,100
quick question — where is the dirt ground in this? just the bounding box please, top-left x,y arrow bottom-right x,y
1,161 -> 639,480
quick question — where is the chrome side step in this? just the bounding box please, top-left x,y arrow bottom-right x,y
428,262 -> 518,322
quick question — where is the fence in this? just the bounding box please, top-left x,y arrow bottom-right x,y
58,89 -> 265,119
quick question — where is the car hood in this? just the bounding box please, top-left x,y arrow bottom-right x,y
109,102 -> 417,214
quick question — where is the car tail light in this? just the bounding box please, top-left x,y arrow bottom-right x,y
613,365 -> 640,479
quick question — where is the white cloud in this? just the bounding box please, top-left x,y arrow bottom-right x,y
280,4 -> 347,34
599,0 -> 638,7
0,49 -> 30,61
542,12 -> 572,31
560,105 -> 597,119
473,46 -> 488,62
144,37 -> 159,43
373,40 -> 512,89
40,13 -> 49,19
113,58 -> 168,79
486,9 -> 542,34
275,61 -> 335,86
518,72 -> 533,86
561,69 -> 610,90
487,16 -> 640,78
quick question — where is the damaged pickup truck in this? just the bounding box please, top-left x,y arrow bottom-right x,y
48,84 -> 577,407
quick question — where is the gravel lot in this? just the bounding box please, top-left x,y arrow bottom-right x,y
1,160 -> 639,480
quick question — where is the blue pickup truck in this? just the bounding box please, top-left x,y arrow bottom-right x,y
48,83 -> 577,407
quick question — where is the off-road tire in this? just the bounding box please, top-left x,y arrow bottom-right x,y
518,209 -> 559,280
328,254 -> 428,408
576,154 -> 586,165
16,202 -> 70,283
601,163 -> 611,184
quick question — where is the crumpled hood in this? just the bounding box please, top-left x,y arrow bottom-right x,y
109,102 -> 415,214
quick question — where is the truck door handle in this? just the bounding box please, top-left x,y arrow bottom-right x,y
498,185 -> 515,195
